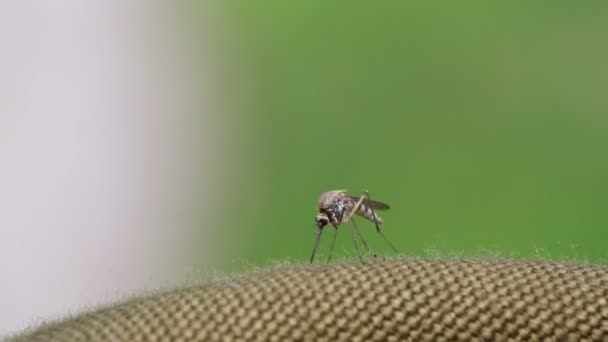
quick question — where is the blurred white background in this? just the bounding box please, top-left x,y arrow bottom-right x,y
0,1 -> 225,336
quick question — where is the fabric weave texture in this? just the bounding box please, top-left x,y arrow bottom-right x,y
12,258 -> 608,341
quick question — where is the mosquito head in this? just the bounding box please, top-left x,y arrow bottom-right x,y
315,213 -> 329,229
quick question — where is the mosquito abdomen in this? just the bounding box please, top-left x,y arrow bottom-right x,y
356,203 -> 383,224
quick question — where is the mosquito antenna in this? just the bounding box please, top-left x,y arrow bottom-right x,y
365,190 -> 399,254
326,228 -> 338,262
310,228 -> 324,263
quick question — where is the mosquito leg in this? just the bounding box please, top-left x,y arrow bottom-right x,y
364,190 -> 399,254
378,230 -> 399,254
350,217 -> 375,257
326,228 -> 338,262
349,222 -> 365,263
362,190 -> 381,232
310,228 -> 324,263
343,195 -> 365,223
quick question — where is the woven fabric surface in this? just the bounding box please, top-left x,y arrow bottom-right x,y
11,258 -> 608,341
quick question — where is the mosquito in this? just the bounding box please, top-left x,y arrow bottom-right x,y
310,189 -> 399,263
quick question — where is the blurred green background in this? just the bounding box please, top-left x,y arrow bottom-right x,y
210,2 -> 608,268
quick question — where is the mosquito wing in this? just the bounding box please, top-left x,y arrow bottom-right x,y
348,196 -> 390,210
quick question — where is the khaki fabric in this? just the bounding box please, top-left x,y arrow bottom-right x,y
11,258 -> 608,341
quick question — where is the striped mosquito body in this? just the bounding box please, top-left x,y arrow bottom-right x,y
350,198 -> 386,224
310,189 -> 398,263
316,190 -> 386,227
